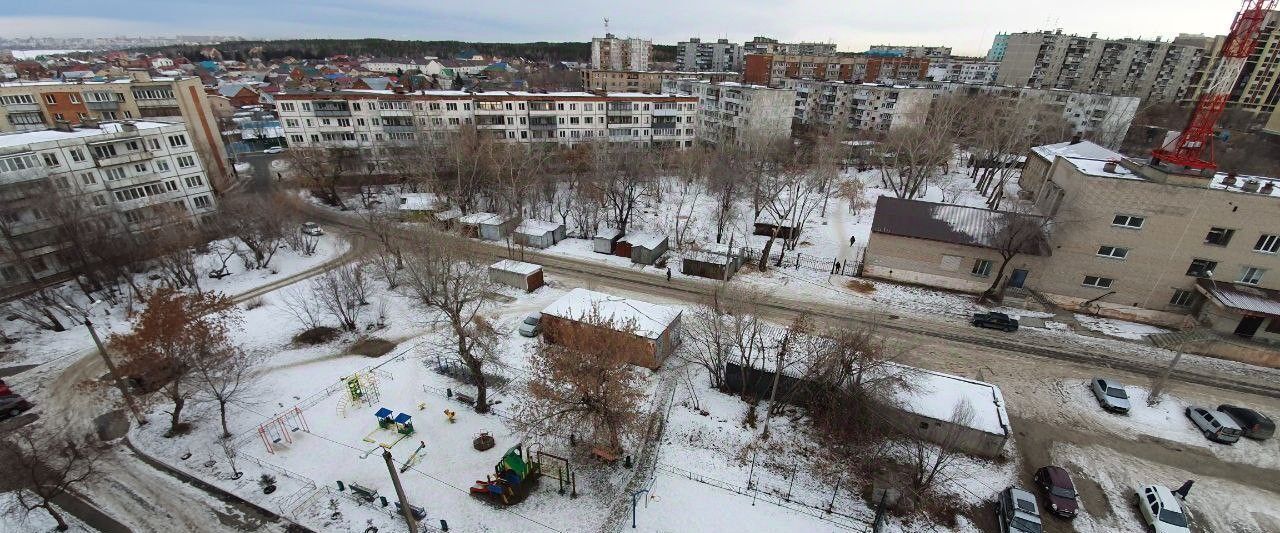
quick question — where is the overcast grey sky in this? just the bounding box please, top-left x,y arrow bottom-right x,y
0,0 -> 1248,56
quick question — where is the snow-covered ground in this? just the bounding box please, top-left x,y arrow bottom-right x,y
0,492 -> 93,533
1074,314 -> 1171,340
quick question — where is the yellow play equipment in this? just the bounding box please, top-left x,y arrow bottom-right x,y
444,409 -> 457,423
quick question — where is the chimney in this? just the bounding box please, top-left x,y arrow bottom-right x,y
1242,179 -> 1260,193
1102,161 -> 1117,173
121,121 -> 138,132
1070,133 -> 1082,145
1222,172 -> 1237,186
80,118 -> 100,129
1261,182 -> 1275,195
53,119 -> 74,132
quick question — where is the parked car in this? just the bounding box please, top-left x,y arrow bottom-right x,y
1135,485 -> 1191,533
518,314 -> 541,338
301,222 -> 324,236
1033,466 -> 1078,518
1090,378 -> 1131,414
997,486 -> 1043,533
263,146 -> 284,154
1216,404 -> 1275,441
0,394 -> 33,420
973,311 -> 1019,332
0,379 -> 10,396
1186,406 -> 1243,444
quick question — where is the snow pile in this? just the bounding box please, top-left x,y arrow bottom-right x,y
1074,314 -> 1170,340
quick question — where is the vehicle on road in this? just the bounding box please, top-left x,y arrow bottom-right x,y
973,311 -> 1019,332
0,394 -> 33,419
1135,485 -> 1191,533
518,314 -> 541,337
263,146 -> 284,154
996,486 -> 1043,533
1185,406 -> 1243,444
1033,466 -> 1078,519
301,222 -> 324,236
1090,378 -> 1131,414
1216,404 -> 1274,441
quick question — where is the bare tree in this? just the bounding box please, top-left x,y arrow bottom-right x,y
591,143 -> 656,234
0,428 -> 102,531
278,284 -> 326,330
977,207 -> 1052,304
401,246 -> 496,413
906,399 -> 975,494
310,263 -> 369,331
683,286 -> 735,389
191,346 -> 262,438
706,146 -> 743,244
288,147 -> 364,208
219,194 -> 291,270
875,125 -> 953,200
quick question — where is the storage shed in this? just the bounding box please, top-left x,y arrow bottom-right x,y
681,244 -> 747,280
488,260 -> 544,292
594,228 -> 623,254
457,212 -> 516,241
513,219 -> 566,249
398,193 -> 444,213
433,208 -> 462,228
619,232 -> 669,266
540,288 -> 682,369
753,213 -> 800,240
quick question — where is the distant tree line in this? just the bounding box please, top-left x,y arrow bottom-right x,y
135,38 -> 676,64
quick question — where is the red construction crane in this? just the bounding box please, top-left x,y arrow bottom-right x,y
1152,0 -> 1276,171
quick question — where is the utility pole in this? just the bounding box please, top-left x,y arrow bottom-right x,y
383,449 -> 418,532
85,317 -> 146,426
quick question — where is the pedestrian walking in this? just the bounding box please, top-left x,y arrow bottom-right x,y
666,267 -> 672,282
849,235 -> 857,247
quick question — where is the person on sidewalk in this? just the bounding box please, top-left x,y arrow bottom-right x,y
666,267 -> 672,282
849,235 -> 857,247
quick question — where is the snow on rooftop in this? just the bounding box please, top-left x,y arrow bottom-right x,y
1030,139 -> 1121,162
397,192 -> 443,211
595,228 -> 623,240
457,212 -> 508,225
890,364 -> 1010,436
433,208 -> 462,221
541,288 -> 680,340
0,121 -> 178,149
515,219 -> 563,235
1208,173 -> 1280,198
489,259 -> 541,276
622,232 -> 667,250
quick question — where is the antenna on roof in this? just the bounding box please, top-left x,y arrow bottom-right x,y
604,17 -> 610,35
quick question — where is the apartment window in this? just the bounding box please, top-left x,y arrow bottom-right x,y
320,118 -> 331,126
0,265 -> 18,282
1239,266 -> 1266,285
291,135 -> 305,143
79,172 -> 96,185
54,176 -> 70,189
1204,227 -> 1235,246
192,195 -> 211,209
1186,259 -> 1217,278
1082,275 -> 1114,288
43,94 -> 57,104
971,259 -> 993,277
301,103 -> 312,111
133,163 -> 147,173
446,103 -> 458,111
0,95 -> 35,105
357,119 -> 365,126
123,210 -> 143,224
156,160 -> 170,172
176,155 -> 195,168
91,194 -> 106,207
1111,214 -> 1144,229
430,103 -> 441,111
124,140 -> 140,152
104,167 -> 127,181
280,103 -> 295,111
165,180 -> 178,192
352,103 -> 362,111
54,113 -> 65,121
337,118 -> 351,127
41,153 -> 60,167
1254,234 -> 1279,254
147,138 -> 161,151
67,148 -> 85,163
93,144 -> 118,159
167,134 -> 188,148
285,119 -> 299,128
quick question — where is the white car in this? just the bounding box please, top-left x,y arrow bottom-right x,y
300,222 -> 324,236
1136,485 -> 1191,533
518,314 -> 541,337
263,146 -> 284,154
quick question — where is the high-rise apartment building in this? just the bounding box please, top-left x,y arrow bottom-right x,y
995,31 -> 1203,103
591,34 -> 652,71
662,79 -> 795,146
783,80 -> 936,133
0,74 -> 230,187
867,45 -> 953,59
742,37 -> 836,56
1185,9 -> 1280,133
926,59 -> 1001,84
743,54 -> 930,86
986,33 -> 1009,62
675,38 -> 742,72
0,120 -> 218,292
276,88 -> 698,152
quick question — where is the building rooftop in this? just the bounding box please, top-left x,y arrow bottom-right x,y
0,120 -> 178,150
870,196 -> 1049,254
1196,279 -> 1280,319
515,219 -> 563,234
622,232 -> 668,250
541,288 -> 681,340
889,364 -> 1010,436
490,259 -> 541,276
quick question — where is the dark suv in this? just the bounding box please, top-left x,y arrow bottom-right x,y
1217,404 -> 1275,441
973,312 -> 1019,332
1033,466 -> 1079,518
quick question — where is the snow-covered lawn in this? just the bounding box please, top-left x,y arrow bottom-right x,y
0,492 -> 94,533
1074,314 -> 1171,340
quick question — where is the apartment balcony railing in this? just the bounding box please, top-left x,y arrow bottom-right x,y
314,109 -> 352,117
382,125 -> 417,133
652,107 -> 681,117
3,102 -> 40,113
135,98 -> 179,107
94,151 -> 152,168
85,100 -> 120,111
0,166 -> 49,185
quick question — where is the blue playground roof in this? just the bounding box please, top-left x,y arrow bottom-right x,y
375,407 -> 393,419
394,413 -> 412,424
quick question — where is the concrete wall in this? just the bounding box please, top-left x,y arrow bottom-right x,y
863,233 -> 1040,294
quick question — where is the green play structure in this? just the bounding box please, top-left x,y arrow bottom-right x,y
469,443 -> 543,505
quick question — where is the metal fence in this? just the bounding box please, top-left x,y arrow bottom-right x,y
744,246 -> 865,277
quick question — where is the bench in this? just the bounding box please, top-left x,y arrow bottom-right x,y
349,482 -> 378,501
590,447 -> 620,463
454,393 -> 475,405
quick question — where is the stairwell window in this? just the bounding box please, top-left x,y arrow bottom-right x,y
1255,234 -> 1279,254
971,259 -> 993,277
1239,267 -> 1266,285
1186,259 -> 1217,278
1170,288 -> 1198,307
1204,227 -> 1235,246
1111,214 -> 1144,229
167,134 -> 188,148
1082,275 -> 1113,289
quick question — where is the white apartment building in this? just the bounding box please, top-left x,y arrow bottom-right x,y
675,38 -> 742,72
591,34 -> 652,71
926,59 -> 1001,84
996,31 -> 1203,102
0,120 -> 217,290
275,89 -> 698,152
868,45 -> 953,59
783,80 -> 935,133
938,84 -> 1140,147
663,79 -> 795,146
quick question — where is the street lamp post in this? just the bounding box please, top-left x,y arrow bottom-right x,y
83,316 -> 146,426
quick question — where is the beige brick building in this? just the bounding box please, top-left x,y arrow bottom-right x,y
0,74 -> 230,188
581,70 -> 739,93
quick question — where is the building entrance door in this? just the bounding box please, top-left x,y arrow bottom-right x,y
1234,316 -> 1264,338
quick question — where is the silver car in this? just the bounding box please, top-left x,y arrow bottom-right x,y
1090,378 -> 1131,414
518,314 -> 541,337
997,486 -> 1043,533
1186,406 -> 1243,444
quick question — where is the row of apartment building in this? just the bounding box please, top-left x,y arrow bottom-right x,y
274,88 -> 700,153
660,79 -> 795,147
581,69 -> 740,94
743,53 -> 932,86
0,73 -> 230,186
0,120 -> 218,291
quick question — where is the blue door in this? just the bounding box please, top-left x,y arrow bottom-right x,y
1009,269 -> 1029,288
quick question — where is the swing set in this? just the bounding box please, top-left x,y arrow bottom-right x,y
258,407 -> 310,454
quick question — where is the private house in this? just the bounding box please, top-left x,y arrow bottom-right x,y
540,288 -> 683,369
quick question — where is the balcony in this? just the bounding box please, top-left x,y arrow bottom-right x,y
85,100 -> 120,111
652,107 -> 681,117
3,102 -> 40,113
314,109 -> 352,117
0,166 -> 49,186
382,125 -> 417,133
94,151 -> 152,168
135,98 -> 179,108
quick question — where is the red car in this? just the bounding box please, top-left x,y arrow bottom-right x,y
1033,466 -> 1079,519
